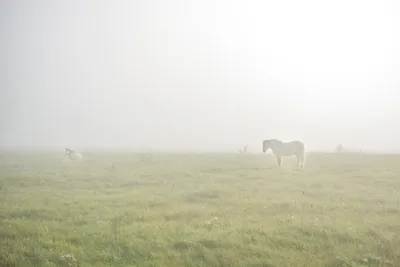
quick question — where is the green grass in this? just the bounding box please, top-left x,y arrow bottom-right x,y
1,151 -> 400,267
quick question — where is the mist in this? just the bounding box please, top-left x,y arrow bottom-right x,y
1,0 -> 399,153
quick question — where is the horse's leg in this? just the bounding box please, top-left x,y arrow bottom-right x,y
296,155 -> 300,168
276,156 -> 282,167
299,154 -> 305,168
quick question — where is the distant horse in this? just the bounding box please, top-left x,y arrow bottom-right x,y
65,148 -> 82,160
262,139 -> 305,168
238,144 -> 248,154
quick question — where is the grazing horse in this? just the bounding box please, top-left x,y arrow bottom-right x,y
64,148 -> 82,160
262,139 -> 305,168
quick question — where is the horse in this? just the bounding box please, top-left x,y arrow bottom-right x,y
262,139 -> 305,168
64,148 -> 83,160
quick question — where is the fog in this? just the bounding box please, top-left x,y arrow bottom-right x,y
1,0 -> 399,152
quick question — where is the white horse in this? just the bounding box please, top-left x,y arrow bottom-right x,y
65,148 -> 83,160
262,139 -> 305,168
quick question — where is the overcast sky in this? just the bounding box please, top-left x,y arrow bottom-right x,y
1,0 -> 399,152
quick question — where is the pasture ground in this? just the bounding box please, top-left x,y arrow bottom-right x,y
1,151 -> 400,267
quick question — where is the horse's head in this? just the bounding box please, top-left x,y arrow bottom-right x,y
262,140 -> 270,153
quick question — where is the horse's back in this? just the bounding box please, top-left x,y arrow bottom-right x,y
284,140 -> 304,155
289,140 -> 304,147
267,139 -> 305,156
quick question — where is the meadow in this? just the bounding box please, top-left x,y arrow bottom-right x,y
0,151 -> 400,267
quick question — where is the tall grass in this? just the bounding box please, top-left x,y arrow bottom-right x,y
1,152 -> 399,266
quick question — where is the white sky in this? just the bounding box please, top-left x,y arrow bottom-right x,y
1,0 -> 399,152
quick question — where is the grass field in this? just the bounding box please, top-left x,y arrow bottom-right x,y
1,151 -> 400,267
